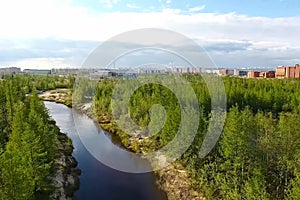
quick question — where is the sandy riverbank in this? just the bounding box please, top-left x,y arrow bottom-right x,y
39,89 -> 72,107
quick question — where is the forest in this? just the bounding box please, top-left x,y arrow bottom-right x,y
1,73 -> 300,199
90,75 -> 300,200
0,75 -> 74,199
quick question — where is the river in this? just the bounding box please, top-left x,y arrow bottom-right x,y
44,101 -> 167,200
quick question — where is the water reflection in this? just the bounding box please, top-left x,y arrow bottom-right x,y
44,101 -> 167,200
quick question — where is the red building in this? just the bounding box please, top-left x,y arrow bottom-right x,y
275,64 -> 300,78
295,64 -> 300,78
265,71 -> 275,78
247,71 -> 260,78
219,69 -> 228,76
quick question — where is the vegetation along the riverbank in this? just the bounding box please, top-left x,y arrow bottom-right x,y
84,75 -> 300,200
0,75 -> 79,200
13,73 -> 300,200
39,89 -> 72,107
41,77 -> 202,200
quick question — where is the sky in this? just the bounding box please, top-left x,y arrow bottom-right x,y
0,0 -> 299,69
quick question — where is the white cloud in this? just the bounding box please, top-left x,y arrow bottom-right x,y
99,0 -> 121,8
14,58 -> 71,69
0,0 -> 299,68
189,5 -> 206,12
166,0 -> 171,4
1,0 -> 298,45
126,3 -> 139,9
162,8 -> 182,14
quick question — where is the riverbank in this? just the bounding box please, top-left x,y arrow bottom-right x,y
39,89 -> 72,107
40,89 -> 205,200
96,115 -> 206,200
39,90 -> 80,199
51,128 -> 81,200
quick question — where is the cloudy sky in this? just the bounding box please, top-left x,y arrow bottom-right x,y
0,0 -> 299,69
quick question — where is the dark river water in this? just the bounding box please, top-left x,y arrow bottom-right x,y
44,101 -> 168,200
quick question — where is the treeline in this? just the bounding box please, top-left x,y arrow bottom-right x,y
0,74 -> 74,93
183,76 -> 300,200
91,75 -> 300,199
0,76 -> 65,199
183,108 -> 300,199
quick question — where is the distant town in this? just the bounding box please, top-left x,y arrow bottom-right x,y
0,64 -> 299,79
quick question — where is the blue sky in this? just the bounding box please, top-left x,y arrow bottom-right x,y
0,0 -> 299,69
74,0 -> 300,18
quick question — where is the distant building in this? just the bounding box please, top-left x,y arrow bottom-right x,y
203,69 -> 219,74
182,67 -> 199,74
296,64 -> 300,78
228,69 -> 234,75
275,66 -> 286,78
89,70 -> 117,79
172,67 -> 205,74
265,71 -> 275,78
240,71 -> 248,77
51,68 -> 79,75
114,69 -> 138,78
248,70 -> 275,78
219,69 -> 234,76
234,69 -> 240,76
138,66 -> 167,74
143,69 -> 166,74
0,67 -> 21,74
248,71 -> 260,78
258,72 -> 265,78
51,68 -> 99,75
23,69 -> 52,75
286,66 -> 295,78
219,69 -> 228,76
275,64 -> 300,78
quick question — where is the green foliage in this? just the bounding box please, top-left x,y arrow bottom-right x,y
73,77 -> 98,104
1,74 -> 74,93
287,172 -> 300,200
0,77 -> 60,199
92,75 -> 300,200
